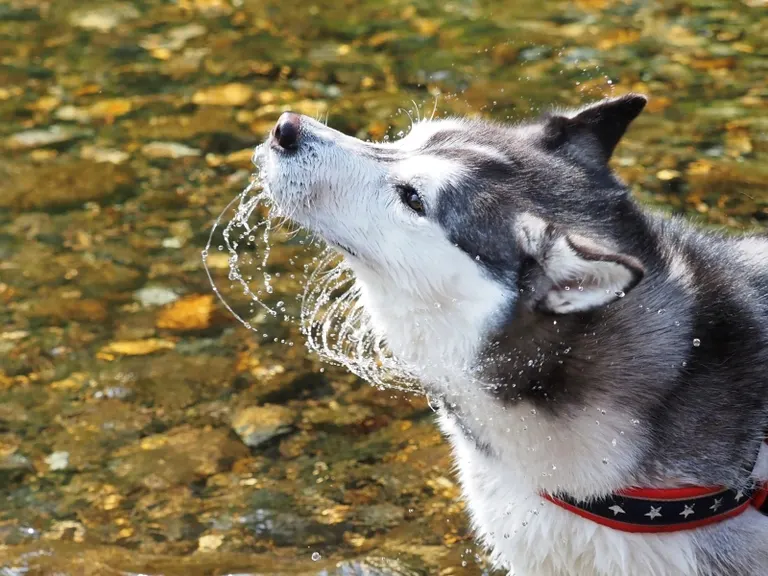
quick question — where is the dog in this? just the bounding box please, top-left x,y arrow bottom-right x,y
253,94 -> 768,576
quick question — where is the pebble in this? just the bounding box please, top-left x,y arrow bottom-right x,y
45,451 -> 70,471
134,286 -> 180,307
80,145 -> 130,165
155,294 -> 215,331
142,141 -> 202,159
0,453 -> 32,472
100,338 -> 176,356
231,405 -> 296,448
197,533 -> 224,552
192,83 -> 254,106
6,126 -> 90,150
68,4 -> 140,32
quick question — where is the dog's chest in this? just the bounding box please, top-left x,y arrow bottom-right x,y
437,409 -> 701,576
437,392 -> 645,498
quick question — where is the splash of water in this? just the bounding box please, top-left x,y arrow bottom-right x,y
203,176 -> 420,393
202,178 -> 278,332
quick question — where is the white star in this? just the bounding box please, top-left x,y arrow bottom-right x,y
679,504 -> 695,518
734,490 -> 745,502
709,498 -> 723,512
608,504 -> 626,516
645,506 -> 663,520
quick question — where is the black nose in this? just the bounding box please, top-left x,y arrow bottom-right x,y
273,112 -> 300,149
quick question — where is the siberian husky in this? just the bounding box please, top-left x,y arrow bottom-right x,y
253,94 -> 768,576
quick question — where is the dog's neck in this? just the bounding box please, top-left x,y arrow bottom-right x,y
349,259 -> 511,383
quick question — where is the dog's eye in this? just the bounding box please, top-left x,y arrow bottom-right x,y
397,184 -> 425,216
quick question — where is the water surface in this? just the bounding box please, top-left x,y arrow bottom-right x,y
0,0 -> 766,574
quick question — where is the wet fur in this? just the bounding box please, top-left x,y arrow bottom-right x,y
255,95 -> 768,575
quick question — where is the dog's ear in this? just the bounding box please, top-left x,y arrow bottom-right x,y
516,215 -> 644,314
543,93 -> 647,160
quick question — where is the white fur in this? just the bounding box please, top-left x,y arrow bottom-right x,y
735,237 -> 768,268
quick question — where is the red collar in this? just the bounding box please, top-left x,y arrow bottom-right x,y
544,442 -> 768,533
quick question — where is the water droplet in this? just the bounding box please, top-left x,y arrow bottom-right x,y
602,458 -> 609,464
611,438 -> 617,447
692,338 -> 701,347
615,291 -> 625,298
311,552 -> 321,561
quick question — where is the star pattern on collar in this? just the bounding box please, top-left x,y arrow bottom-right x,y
645,505 -> 663,520
608,504 -> 625,516
679,504 -> 695,518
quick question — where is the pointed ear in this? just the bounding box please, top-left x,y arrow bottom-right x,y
543,93 -> 647,160
516,215 -> 644,314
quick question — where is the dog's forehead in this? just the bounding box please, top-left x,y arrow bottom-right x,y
388,118 -> 525,182
395,118 -> 468,151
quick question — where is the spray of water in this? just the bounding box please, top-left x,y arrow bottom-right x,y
203,175 -> 420,393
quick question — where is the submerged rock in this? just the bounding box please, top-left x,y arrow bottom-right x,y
134,286 -> 180,307
156,294 -> 216,331
68,3 -> 140,32
141,141 -> 202,159
111,425 -> 248,490
0,160 -> 134,211
5,126 -> 91,150
232,405 -> 296,448
192,83 -> 254,107
44,451 -> 70,471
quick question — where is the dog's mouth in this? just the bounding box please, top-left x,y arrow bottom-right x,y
326,239 -> 357,257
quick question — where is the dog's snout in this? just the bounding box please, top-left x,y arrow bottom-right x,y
273,112 -> 300,149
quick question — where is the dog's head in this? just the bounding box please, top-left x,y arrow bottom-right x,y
254,95 -> 648,373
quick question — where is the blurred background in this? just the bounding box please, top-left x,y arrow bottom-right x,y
0,0 -> 765,574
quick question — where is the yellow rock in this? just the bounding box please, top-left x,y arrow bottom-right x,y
202,252 -> 231,270
656,169 -> 682,181
197,533 -> 224,552
156,294 -> 215,331
100,338 -> 176,356
101,493 -> 123,511
205,148 -> 253,169
50,372 -> 90,390
192,83 -> 254,106
87,98 -> 133,119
